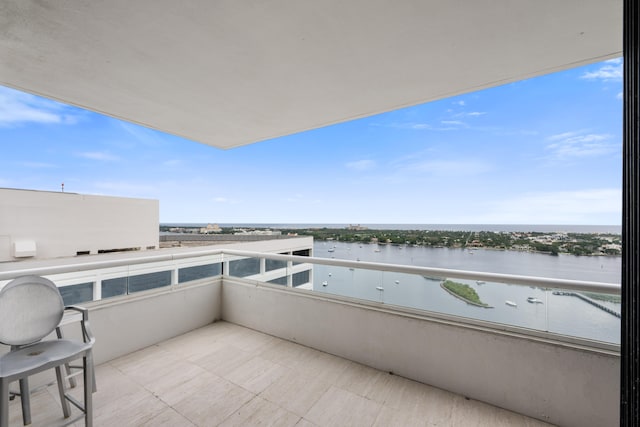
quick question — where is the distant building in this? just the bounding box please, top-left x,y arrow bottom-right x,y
347,224 -> 368,231
199,223 -> 222,234
234,229 -> 282,236
0,188 -> 159,261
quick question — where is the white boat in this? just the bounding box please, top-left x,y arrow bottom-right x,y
322,281 -> 328,287
527,297 -> 543,304
476,280 -> 485,285
505,300 -> 517,307
327,247 -> 335,252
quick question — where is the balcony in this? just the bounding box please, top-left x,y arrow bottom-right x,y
0,238 -> 619,426
6,321 -> 553,427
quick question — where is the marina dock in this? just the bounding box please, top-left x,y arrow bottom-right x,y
552,291 -> 621,318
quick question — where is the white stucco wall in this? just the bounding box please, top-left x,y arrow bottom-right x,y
0,188 -> 159,261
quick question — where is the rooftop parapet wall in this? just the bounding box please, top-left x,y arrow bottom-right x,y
0,188 -> 159,262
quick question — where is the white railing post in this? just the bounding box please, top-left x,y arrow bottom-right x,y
94,277 -> 102,301
287,259 -> 293,287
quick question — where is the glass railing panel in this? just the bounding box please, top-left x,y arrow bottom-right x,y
101,270 -> 172,297
102,277 -> 128,299
266,258 -> 287,272
0,246 -> 618,345
228,257 -> 261,277
292,270 -> 310,287
267,276 -> 288,286
292,249 -> 311,265
178,263 -> 222,283
128,271 -> 172,293
314,264 -> 385,302
546,289 -> 621,344
58,281 -> 94,305
307,262 -> 619,344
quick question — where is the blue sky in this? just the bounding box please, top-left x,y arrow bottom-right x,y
0,58 -> 622,225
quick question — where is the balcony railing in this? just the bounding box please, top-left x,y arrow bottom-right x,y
0,248 -> 620,348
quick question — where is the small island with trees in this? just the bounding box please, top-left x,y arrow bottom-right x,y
440,280 -> 492,308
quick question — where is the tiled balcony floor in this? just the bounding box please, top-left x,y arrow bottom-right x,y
6,321 -> 554,426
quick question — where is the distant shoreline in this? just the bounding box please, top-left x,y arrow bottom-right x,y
160,223 -> 622,234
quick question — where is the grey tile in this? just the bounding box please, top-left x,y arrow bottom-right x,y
373,405 -> 435,427
334,361 -> 386,397
225,355 -> 290,394
92,388 -> 168,426
191,344 -> 255,377
139,407 -> 197,427
172,376 -> 255,426
259,368 -> 332,417
144,363 -> 220,406
305,386 -> 382,427
218,396 -> 300,427
450,395 -> 555,427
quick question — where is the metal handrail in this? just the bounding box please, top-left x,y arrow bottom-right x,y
0,248 -> 621,295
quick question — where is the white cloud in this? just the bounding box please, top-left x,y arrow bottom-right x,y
118,122 -> 166,147
91,181 -> 156,195
19,161 -> 58,169
346,159 -> 376,171
440,120 -> 465,126
163,159 -> 183,167
410,123 -> 431,130
478,189 -> 621,224
76,151 -> 120,161
546,131 -> 617,158
384,122 -> 431,130
0,86 -> 80,126
404,159 -> 491,177
581,60 -> 622,82
454,111 -> 487,118
278,193 -> 324,205
617,92 -> 623,100
211,196 -> 242,205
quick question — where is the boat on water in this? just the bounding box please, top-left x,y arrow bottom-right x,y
476,280 -> 485,285
322,281 -> 328,287
327,247 -> 335,252
527,297 -> 543,304
505,300 -> 517,307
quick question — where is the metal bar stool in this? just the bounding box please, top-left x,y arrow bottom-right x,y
0,276 -> 95,427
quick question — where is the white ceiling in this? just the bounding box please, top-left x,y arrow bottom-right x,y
0,0 -> 622,149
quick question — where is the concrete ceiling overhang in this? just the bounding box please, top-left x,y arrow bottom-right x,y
0,0 -> 622,149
